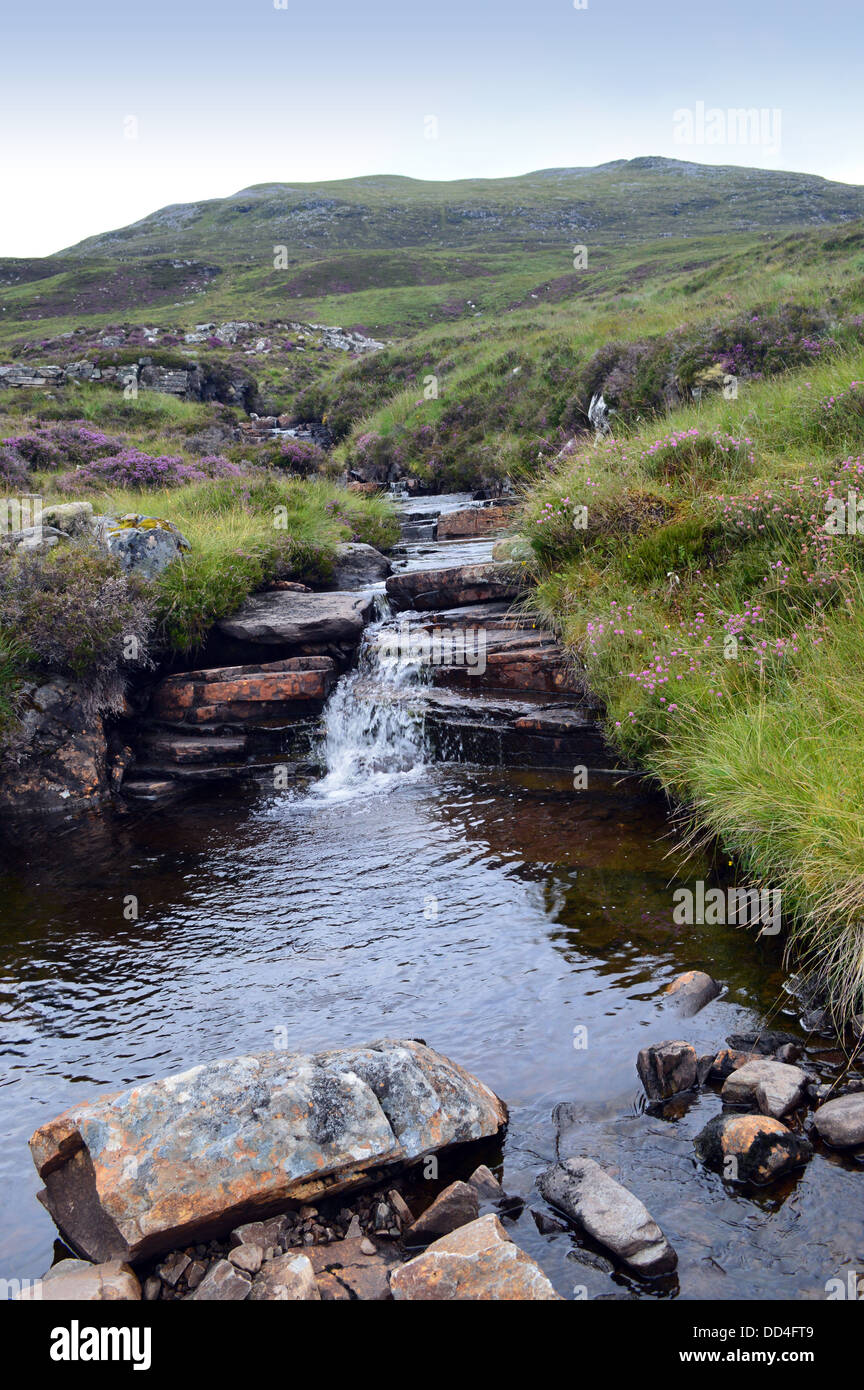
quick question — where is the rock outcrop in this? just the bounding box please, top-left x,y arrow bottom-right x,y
0,676 -> 110,816
29,1039 -> 507,1263
149,656 -> 337,725
385,563 -> 521,612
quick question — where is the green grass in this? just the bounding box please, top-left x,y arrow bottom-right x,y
518,343 -> 864,1024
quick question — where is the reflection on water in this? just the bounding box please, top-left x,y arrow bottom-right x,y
2,766 -> 862,1298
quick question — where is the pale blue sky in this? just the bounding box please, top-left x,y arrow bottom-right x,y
3,0 -> 863,255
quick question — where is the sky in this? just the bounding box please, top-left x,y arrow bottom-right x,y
2,0 -> 863,256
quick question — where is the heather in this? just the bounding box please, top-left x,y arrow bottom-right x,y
519,344 -> 864,1022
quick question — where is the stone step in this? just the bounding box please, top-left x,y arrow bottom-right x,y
150,656 -> 337,726
217,590 -> 374,647
141,734 -> 248,765
436,504 -> 515,540
385,563 -> 521,612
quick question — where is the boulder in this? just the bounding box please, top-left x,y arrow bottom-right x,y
96,514 -> 190,580
29,1039 -> 507,1263
491,535 -> 532,563
391,1214 -> 560,1300
218,589 -> 374,646
332,542 -> 392,589
406,1180 -> 479,1242
664,970 -> 721,1016
636,1040 -> 698,1100
812,1092 -> 864,1148
721,1059 -> 809,1117
385,563 -> 521,612
16,1258 -> 141,1301
538,1158 -> 677,1276
467,1164 -> 505,1200
694,1113 -> 812,1184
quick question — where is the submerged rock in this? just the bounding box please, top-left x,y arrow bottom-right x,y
391,1213 -> 560,1300
637,1040 -> 698,1100
665,970 -> 721,1016
812,1092 -> 864,1148
29,1039 -> 507,1263
694,1113 -> 811,1184
538,1158 -> 676,1276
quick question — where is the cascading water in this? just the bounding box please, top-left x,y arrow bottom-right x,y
314,596 -> 430,799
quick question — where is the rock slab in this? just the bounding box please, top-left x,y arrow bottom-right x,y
30,1039 -> 507,1263
218,590 -> 374,646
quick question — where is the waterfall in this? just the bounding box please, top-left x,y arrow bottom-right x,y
314,599 -> 429,800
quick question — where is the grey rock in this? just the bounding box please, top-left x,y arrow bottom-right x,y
721,1059 -> 808,1117
96,513 -> 190,580
812,1092 -> 864,1148
538,1158 -> 677,1276
665,969 -> 721,1016
249,1253 -> 320,1301
17,1258 -> 141,1301
332,542 -> 392,589
218,589 -> 374,646
188,1259 -> 251,1301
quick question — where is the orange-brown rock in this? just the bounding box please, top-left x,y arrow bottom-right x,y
694,1113 -> 812,1184
436,505 -> 514,539
390,1214 -> 560,1300
150,656 -> 336,725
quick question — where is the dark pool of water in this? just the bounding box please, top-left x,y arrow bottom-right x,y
2,764 -> 861,1298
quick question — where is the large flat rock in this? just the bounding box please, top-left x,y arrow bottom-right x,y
391,1214 -> 560,1300
29,1039 -> 507,1263
218,590 -> 375,646
150,656 -> 337,725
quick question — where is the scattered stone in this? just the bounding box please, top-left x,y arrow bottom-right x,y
391,1213 -> 560,1300
17,1258 -> 141,1301
143,1276 -> 161,1301
30,1038 -> 507,1262
228,1243 -> 263,1274
538,1158 -> 676,1277
708,1047 -> 757,1081
188,1259 -> 251,1301
812,1092 -> 864,1148
721,1059 -> 809,1117
249,1253 -> 320,1301
386,1188 -> 414,1224
155,1250 -> 190,1287
694,1113 -> 812,1184
727,1030 -> 799,1056
468,1164 -> 505,1200
665,970 -> 720,1016
360,1237 -> 376,1255
636,1040 -> 698,1100
406,1180 -> 479,1242
185,1261 -> 206,1291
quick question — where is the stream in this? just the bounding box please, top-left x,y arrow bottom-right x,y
1,492 -> 862,1300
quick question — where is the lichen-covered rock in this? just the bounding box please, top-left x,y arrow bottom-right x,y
694,1113 -> 812,1184
0,676 -> 109,816
29,1039 -> 507,1263
96,513 -> 190,580
538,1158 -> 677,1276
391,1214 -> 560,1300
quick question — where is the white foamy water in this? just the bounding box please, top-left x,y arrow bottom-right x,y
313,600 -> 430,801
